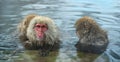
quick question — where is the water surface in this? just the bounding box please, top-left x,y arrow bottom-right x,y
0,0 -> 120,62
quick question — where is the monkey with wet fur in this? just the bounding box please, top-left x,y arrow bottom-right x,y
75,16 -> 109,54
18,14 -> 60,56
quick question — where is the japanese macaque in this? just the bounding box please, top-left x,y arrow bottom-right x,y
18,14 -> 60,56
75,16 -> 109,54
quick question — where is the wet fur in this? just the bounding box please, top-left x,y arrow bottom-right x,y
18,14 -> 60,54
75,16 -> 109,54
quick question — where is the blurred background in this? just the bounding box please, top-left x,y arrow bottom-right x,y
0,0 -> 120,62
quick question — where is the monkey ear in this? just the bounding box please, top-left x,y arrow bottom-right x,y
18,14 -> 37,34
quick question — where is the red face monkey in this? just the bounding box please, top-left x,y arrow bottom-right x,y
75,16 -> 109,54
18,14 -> 60,56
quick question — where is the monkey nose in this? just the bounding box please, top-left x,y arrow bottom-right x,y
38,28 -> 42,32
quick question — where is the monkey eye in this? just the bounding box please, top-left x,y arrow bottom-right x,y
35,24 -> 47,28
41,25 -> 45,28
35,24 -> 41,28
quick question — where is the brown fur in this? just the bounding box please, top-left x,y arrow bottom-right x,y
75,16 -> 109,54
17,14 -> 60,56
18,14 -> 37,43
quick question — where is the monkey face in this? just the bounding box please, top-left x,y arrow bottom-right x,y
34,23 -> 48,39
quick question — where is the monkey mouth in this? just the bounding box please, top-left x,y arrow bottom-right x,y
36,32 -> 44,39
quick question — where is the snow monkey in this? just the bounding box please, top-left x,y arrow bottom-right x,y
18,14 -> 60,56
75,16 -> 109,54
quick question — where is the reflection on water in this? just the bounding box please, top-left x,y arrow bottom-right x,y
13,50 -> 58,62
0,0 -> 120,62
